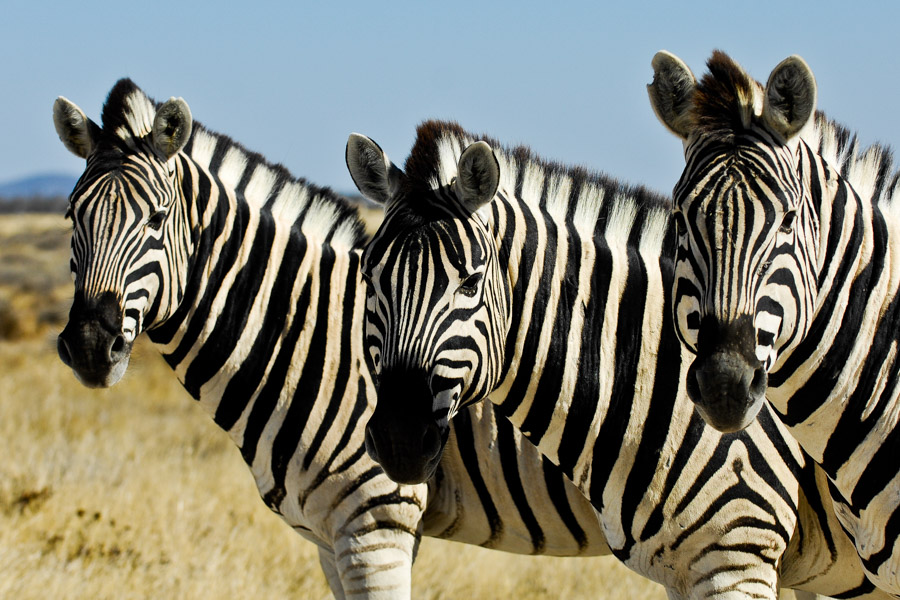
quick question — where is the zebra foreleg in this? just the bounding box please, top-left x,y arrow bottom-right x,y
317,547 -> 346,600
330,527 -> 420,599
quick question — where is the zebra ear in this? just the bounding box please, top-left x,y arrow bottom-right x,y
346,133 -> 404,205
647,50 -> 697,139
53,96 -> 101,159
762,55 -> 817,142
152,97 -> 193,161
453,141 -> 499,215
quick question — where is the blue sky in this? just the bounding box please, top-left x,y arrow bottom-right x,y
4,1 -> 899,197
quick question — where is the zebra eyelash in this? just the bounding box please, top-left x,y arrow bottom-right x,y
779,210 -> 797,234
146,210 -> 167,231
457,272 -> 483,297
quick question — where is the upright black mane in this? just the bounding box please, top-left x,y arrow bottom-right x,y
691,50 -> 760,143
402,119 -> 671,232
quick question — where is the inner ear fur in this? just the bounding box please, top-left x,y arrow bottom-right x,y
53,96 -> 101,159
152,97 -> 193,160
762,55 -> 817,142
453,141 -> 500,214
648,50 -> 697,139
346,133 -> 403,205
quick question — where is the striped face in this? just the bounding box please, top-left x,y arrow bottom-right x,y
364,202 -> 510,408
361,199 -> 511,483
672,132 -> 816,429
54,87 -> 192,388
649,50 -> 820,431
348,133 -> 505,483
59,149 -> 189,387
674,132 -> 810,362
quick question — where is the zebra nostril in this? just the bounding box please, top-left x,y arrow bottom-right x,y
422,423 -> 441,459
109,335 -> 127,362
750,366 -> 768,399
57,335 -> 73,367
364,426 -> 380,463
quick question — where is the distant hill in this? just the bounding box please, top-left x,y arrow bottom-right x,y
0,173 -> 75,213
0,173 -> 77,200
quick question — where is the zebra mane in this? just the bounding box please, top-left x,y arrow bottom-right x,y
804,113 -> 900,213
691,50 -> 763,142
100,79 -> 367,249
403,120 -> 673,254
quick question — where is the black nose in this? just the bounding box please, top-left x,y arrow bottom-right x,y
692,353 -> 767,406
687,314 -> 768,432
57,290 -> 132,387
364,426 -> 380,464
58,330 -> 127,365
421,420 -> 442,459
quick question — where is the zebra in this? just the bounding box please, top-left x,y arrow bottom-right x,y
51,79 -> 627,600
345,120 -> 894,599
647,49 -> 900,594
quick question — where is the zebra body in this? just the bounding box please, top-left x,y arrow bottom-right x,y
52,80 -> 619,599
346,121 -> 890,598
648,50 -> 900,594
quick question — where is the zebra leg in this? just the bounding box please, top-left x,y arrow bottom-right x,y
665,586 -> 788,600
330,527 -> 420,599
317,547 -> 345,600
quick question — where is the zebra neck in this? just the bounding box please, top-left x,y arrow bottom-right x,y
146,163 -> 367,455
488,195 -> 685,497
770,149 -> 900,472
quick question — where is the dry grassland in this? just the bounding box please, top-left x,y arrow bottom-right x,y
0,213 -> 669,599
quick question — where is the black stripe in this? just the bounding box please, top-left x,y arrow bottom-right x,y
450,408 -> 503,546
182,209 -> 276,397
265,248 -> 336,493
236,273 -> 311,465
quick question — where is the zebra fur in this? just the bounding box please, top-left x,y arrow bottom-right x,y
649,49 -> 900,595
347,120 -> 892,599
53,79 -> 625,599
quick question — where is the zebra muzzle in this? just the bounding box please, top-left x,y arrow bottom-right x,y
687,351 -> 767,433
687,315 -> 768,433
365,402 -> 446,485
57,291 -> 132,388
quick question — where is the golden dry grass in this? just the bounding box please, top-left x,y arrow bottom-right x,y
0,212 -> 670,599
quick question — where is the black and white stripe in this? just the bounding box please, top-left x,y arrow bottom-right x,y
650,50 -> 900,595
348,119 -> 891,598
53,80 -> 625,599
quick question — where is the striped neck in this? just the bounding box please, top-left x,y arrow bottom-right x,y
768,122 -> 900,475
145,124 -> 368,455
478,151 -> 681,495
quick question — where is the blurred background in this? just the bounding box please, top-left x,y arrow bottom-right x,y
2,1 -> 897,597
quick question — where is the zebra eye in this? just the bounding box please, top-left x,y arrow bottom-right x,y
147,210 -> 167,231
458,272 -> 483,297
673,212 -> 687,236
779,210 -> 797,234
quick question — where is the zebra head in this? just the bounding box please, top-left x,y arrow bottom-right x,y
346,127 -> 510,484
53,80 -> 193,388
648,51 -> 819,432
